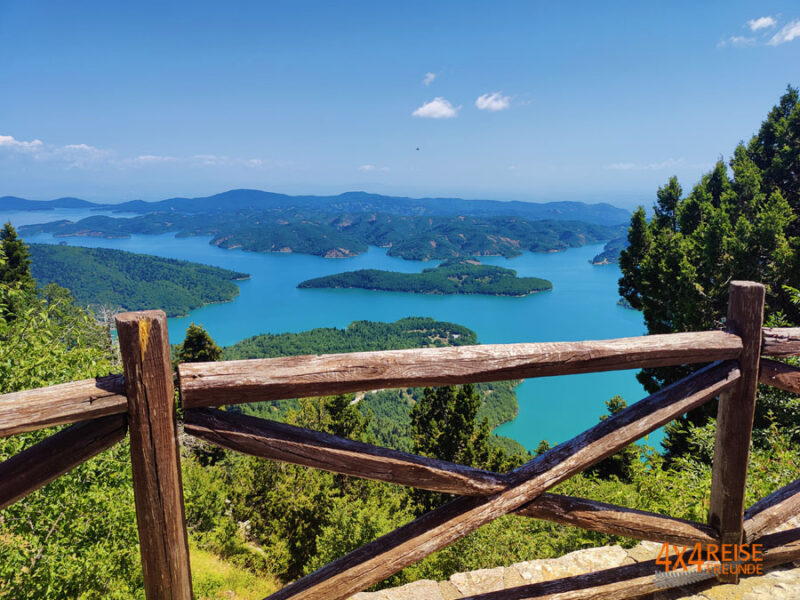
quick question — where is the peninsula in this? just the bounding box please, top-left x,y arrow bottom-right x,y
29,244 -> 249,317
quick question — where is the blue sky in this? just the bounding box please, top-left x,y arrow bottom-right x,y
1,1 -> 799,208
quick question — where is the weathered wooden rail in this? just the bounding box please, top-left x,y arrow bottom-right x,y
0,281 -> 799,599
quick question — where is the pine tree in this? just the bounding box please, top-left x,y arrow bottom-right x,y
0,222 -> 33,286
176,323 -> 222,363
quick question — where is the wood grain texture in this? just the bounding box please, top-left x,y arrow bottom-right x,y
184,409 -> 720,545
759,526 -> 800,567
744,478 -> 800,543
184,408 -> 507,496
0,414 -> 127,510
759,358 -> 800,395
179,331 -> 742,408
516,493 -> 718,547
709,282 -> 765,583
0,374 -> 126,438
116,310 -> 193,600
761,327 -> 800,357
265,360 -> 740,600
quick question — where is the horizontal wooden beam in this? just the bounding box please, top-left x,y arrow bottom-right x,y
0,374 -> 127,438
516,493 -> 718,547
265,361 -> 740,600
744,478 -> 800,543
184,408 -> 507,496
179,331 -> 742,408
759,526 -> 800,567
758,358 -> 800,394
0,414 -> 127,510
761,327 -> 800,357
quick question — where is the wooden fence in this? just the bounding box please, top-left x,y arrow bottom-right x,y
1,281 -> 799,599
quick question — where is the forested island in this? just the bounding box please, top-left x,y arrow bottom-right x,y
15,190 -> 628,261
297,259 -> 552,296
220,316 -> 523,454
29,244 -> 248,317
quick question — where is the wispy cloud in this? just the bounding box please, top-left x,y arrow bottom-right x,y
748,16 -> 777,31
604,158 -> 712,171
412,97 -> 460,119
717,35 -> 756,47
0,133 -> 275,171
0,134 -> 110,168
606,162 -> 636,170
768,19 -> 800,45
423,72 -> 436,86
358,164 -> 390,172
475,92 -> 511,112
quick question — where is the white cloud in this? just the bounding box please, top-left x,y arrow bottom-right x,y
748,16 -> 777,31
423,72 -> 436,86
412,97 -> 460,119
0,132 -> 277,172
475,92 -> 511,112
0,134 -> 44,152
358,164 -> 389,172
133,154 -> 178,163
717,35 -> 757,47
768,19 -> 800,45
606,162 -> 636,170
0,134 -> 109,168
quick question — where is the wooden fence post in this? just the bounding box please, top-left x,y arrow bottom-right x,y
708,281 -> 765,583
116,310 -> 193,600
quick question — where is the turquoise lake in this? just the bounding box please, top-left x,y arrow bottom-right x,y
3,208 -> 653,449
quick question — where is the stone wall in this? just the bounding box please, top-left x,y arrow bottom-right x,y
350,530 -> 800,600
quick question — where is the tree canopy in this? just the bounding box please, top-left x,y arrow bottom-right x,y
618,86 -> 800,457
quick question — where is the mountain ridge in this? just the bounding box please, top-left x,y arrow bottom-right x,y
2,188 -> 631,226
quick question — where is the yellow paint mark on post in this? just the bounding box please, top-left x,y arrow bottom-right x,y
139,319 -> 152,360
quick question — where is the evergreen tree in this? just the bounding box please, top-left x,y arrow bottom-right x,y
176,322 -> 222,363
618,88 -> 800,459
0,222 -> 33,286
409,384 -> 506,513
586,396 -> 638,482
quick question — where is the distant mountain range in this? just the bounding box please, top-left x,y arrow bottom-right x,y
1,189 -> 631,226
6,189 -> 632,261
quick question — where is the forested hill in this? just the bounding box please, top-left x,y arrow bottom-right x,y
222,317 -> 523,454
223,317 -> 477,359
298,259 -> 552,296
12,189 -> 628,261
21,213 -> 623,261
3,189 -> 631,225
29,244 -> 248,317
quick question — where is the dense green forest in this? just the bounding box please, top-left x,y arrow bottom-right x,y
28,243 -> 248,317
223,316 -> 477,358
297,259 -> 552,296
21,211 -> 623,261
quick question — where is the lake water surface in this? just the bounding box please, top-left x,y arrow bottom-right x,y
3,208 -> 652,449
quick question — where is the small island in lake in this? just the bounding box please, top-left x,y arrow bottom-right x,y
297,258 -> 552,296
